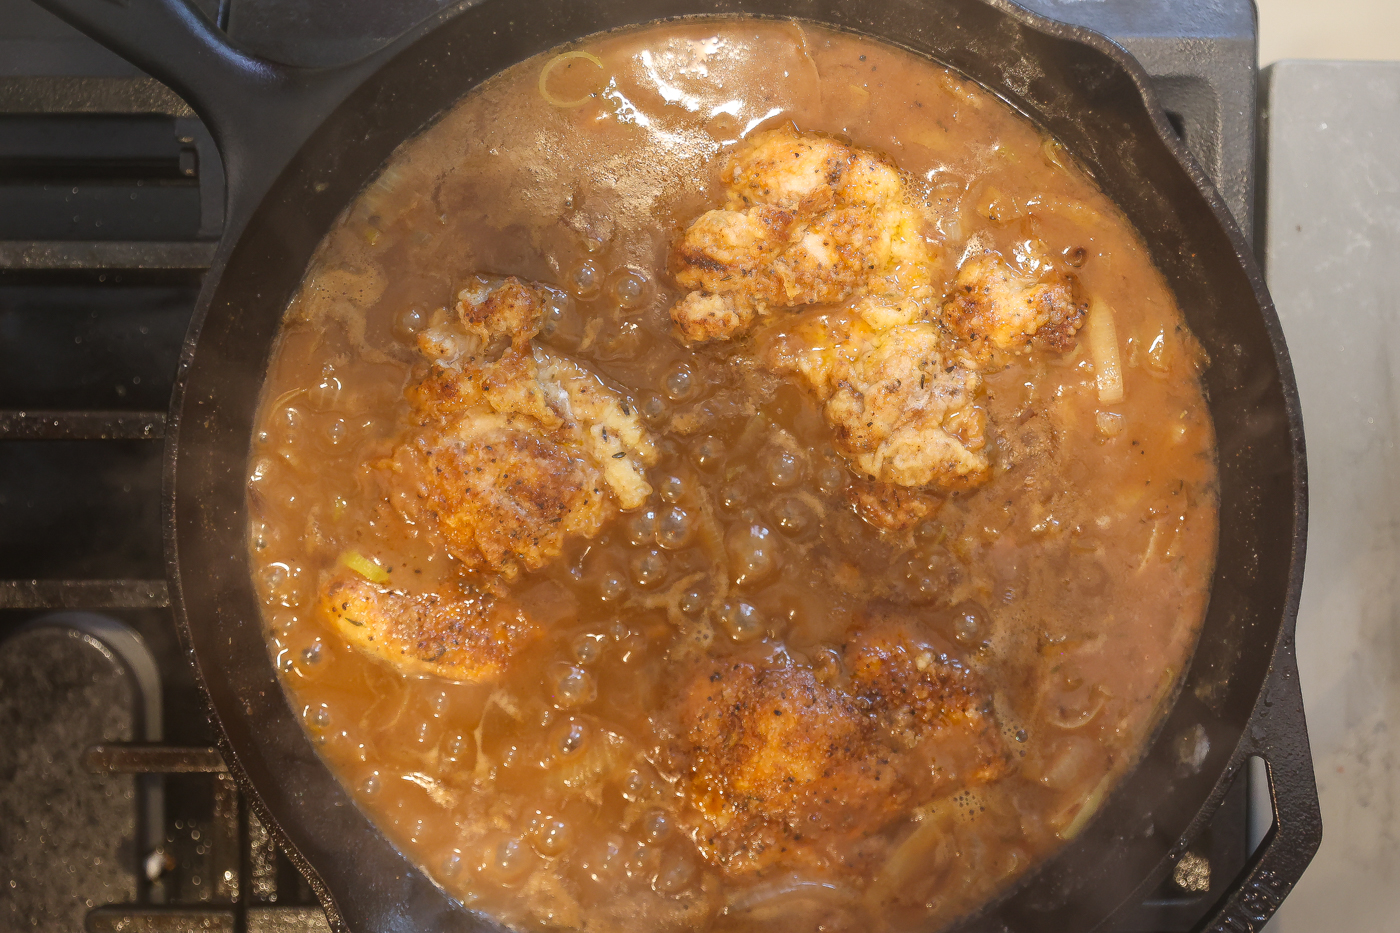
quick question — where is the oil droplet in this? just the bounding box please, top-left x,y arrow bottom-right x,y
571,260 -> 602,298
655,506 -> 692,549
657,474 -> 686,503
597,570 -> 628,602
624,507 -> 657,546
719,601 -> 763,642
493,837 -> 531,879
534,818 -> 573,856
554,666 -> 597,708
727,523 -> 778,587
572,633 -> 603,665
692,435 -> 724,471
664,363 -> 695,401
393,305 -> 430,343
632,549 -> 668,588
764,446 -> 804,487
554,718 -> 588,756
771,495 -> 814,537
612,268 -> 649,308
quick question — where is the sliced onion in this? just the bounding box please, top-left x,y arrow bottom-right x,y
1057,771 -> 1117,841
340,550 -> 388,584
538,50 -> 605,108
865,808 -> 955,907
1035,735 -> 1100,791
1044,687 -> 1108,731
471,690 -> 522,783
729,875 -> 858,919
1087,298 -> 1124,403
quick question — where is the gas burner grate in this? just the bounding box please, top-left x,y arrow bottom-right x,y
0,69 -> 329,933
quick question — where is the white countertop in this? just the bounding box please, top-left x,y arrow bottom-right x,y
1262,59 -> 1400,930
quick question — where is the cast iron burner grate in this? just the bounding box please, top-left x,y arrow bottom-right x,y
0,1 -> 1260,930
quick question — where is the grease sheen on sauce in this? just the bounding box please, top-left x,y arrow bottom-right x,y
249,19 -> 1218,933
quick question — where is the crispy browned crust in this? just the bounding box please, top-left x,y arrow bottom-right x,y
820,323 -> 991,490
404,360 -> 483,422
939,253 -> 1086,368
672,205 -> 793,306
721,130 -> 850,213
384,277 -> 655,581
411,424 -> 608,575
457,277 -> 545,348
668,128 -> 923,344
668,292 -> 759,345
671,623 -> 1009,875
769,207 -> 882,305
844,621 -> 1011,789
846,479 -> 945,531
674,659 -> 909,874
317,570 -> 537,681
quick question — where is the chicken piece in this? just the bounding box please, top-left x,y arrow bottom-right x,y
670,133 -> 1085,533
771,313 -> 990,493
391,276 -> 656,577
723,130 -> 852,213
723,129 -> 905,214
454,276 -> 546,348
939,250 -> 1086,368
846,479 -> 944,532
671,624 -> 1009,876
672,658 -> 908,874
669,291 -> 759,345
670,128 -> 936,343
824,325 -> 988,489
673,206 -> 792,310
317,568 -> 536,681
401,414 -> 611,574
844,621 -> 1010,791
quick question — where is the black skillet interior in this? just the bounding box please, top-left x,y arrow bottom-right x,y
30,0 -> 1317,930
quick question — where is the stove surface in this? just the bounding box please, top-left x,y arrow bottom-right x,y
0,1 -> 1266,931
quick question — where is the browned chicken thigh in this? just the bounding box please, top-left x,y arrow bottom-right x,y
669,128 -> 1086,530
670,128 -> 935,344
669,614 -> 1009,877
315,277 -> 656,680
672,656 -> 909,874
317,569 -> 536,681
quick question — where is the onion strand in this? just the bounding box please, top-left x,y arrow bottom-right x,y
1058,771 -> 1116,840
538,50 -> 605,108
1087,298 -> 1124,403
340,550 -> 389,584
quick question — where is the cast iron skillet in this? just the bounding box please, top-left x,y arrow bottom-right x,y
35,0 -> 1321,930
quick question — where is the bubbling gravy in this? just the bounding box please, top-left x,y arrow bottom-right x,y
249,18 -> 1217,933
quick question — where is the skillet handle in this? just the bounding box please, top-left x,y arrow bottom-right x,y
1193,644 -> 1322,932
30,0 -> 368,231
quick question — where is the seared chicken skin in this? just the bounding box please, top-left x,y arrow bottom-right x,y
940,250 -> 1084,368
844,621 -> 1010,790
770,298 -> 990,491
670,616 -> 1009,875
673,657 -> 909,874
317,569 -> 536,681
670,128 -> 935,344
670,128 -> 1085,527
316,277 -> 655,680
399,276 -> 656,575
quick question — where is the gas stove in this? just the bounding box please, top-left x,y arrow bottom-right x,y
0,1 -> 1266,931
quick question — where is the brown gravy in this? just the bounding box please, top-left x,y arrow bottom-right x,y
248,18 -> 1217,932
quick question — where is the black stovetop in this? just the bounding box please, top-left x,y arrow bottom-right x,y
0,2 -> 1258,931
